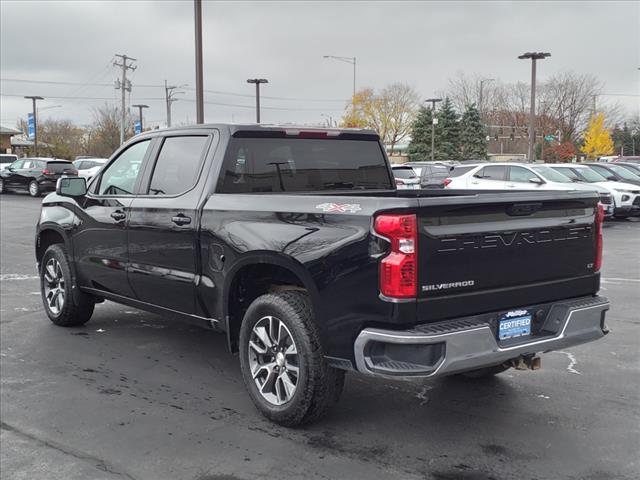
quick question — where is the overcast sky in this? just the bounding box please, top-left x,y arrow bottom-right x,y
1,0 -> 638,129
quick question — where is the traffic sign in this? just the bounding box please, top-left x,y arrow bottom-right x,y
134,121 -> 141,135
27,113 -> 35,139
544,134 -> 556,142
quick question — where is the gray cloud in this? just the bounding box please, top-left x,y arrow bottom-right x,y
1,0 -> 638,128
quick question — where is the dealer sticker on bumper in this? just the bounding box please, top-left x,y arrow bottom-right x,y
498,310 -> 532,340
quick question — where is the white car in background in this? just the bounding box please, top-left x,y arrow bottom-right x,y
445,163 -> 596,191
549,163 -> 640,218
73,158 -> 107,181
0,154 -> 18,171
444,162 -> 614,216
391,165 -> 421,189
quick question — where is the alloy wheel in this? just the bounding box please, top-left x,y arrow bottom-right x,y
248,315 -> 299,405
43,258 -> 65,315
29,182 -> 38,196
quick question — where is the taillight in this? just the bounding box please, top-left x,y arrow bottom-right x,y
594,203 -> 604,272
374,214 -> 417,298
442,178 -> 452,187
42,169 -> 51,175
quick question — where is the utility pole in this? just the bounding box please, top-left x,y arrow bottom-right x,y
164,81 -> 185,127
323,55 -> 357,112
425,98 -> 442,161
24,95 -> 44,156
113,54 -> 136,145
247,78 -> 268,123
194,0 -> 204,123
132,104 -> 148,132
518,51 -> 550,161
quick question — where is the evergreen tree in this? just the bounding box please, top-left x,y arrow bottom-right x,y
612,123 -> 634,156
434,97 -> 460,160
458,103 -> 487,160
406,106 -> 433,161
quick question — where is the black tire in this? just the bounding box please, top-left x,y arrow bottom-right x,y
40,244 -> 94,327
239,291 -> 345,427
458,363 -> 511,379
0,178 -> 5,194
29,180 -> 40,197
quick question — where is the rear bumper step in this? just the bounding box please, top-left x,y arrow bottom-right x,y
354,296 -> 609,378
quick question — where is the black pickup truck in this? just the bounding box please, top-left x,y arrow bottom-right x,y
35,124 -> 609,426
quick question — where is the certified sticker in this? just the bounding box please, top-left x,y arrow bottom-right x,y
315,202 -> 362,213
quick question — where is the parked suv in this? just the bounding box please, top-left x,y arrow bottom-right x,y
549,164 -> 640,218
584,162 -> 640,187
0,153 -> 18,171
36,125 -> 609,426
0,157 -> 77,196
446,163 -> 591,191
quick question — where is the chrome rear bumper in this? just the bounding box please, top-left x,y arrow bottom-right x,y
354,296 -> 609,378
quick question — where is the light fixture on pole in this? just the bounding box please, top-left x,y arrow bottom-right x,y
425,98 -> 442,161
132,104 -> 149,132
24,96 -> 44,157
518,51 -> 551,161
246,78 -> 268,123
323,55 -> 357,109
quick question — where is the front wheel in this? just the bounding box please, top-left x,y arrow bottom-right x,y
239,291 -> 344,426
29,180 -> 40,197
40,244 -> 94,327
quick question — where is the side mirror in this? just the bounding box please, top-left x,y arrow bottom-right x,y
56,177 -> 87,197
529,177 -> 544,184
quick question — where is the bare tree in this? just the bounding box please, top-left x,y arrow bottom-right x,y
86,104 -> 133,157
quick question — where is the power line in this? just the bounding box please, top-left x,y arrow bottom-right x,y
1,77 -> 346,102
0,93 -> 344,111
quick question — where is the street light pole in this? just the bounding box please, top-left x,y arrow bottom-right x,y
246,78 -> 268,123
425,98 -> 442,161
194,0 -> 204,124
323,55 -> 357,109
132,104 -> 149,131
24,96 -> 44,156
518,52 -> 550,161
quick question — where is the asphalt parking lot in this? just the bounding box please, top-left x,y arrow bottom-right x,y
1,193 -> 638,480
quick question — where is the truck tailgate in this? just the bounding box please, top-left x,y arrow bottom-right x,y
415,191 -> 601,321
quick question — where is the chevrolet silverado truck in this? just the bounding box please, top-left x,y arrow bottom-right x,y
35,125 -> 609,426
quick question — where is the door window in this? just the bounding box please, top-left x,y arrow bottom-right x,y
508,166 -> 536,183
10,160 -> 25,169
96,140 -> 151,195
478,165 -> 507,181
147,136 -> 209,195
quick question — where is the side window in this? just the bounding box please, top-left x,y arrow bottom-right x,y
23,160 -> 35,169
97,140 -> 151,195
147,136 -> 209,195
10,160 -> 24,169
591,166 -> 611,178
479,165 -> 506,180
509,166 -> 536,183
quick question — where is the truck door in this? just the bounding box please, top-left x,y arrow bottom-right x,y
73,139 -> 153,297
127,133 -> 215,314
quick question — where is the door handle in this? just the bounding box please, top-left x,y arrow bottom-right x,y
171,214 -> 191,226
110,211 -> 126,221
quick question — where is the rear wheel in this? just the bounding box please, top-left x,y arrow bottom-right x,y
29,180 -> 40,197
40,244 -> 94,327
239,291 -> 344,426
